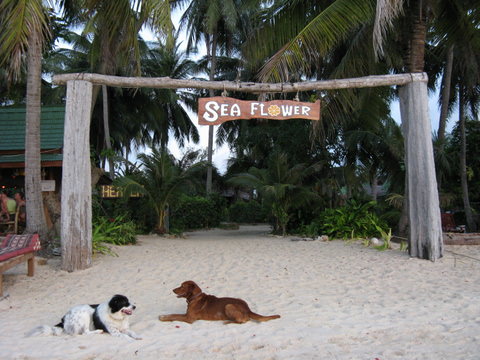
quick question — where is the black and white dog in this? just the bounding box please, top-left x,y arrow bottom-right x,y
28,295 -> 141,340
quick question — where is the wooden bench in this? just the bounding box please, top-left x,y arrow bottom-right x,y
0,234 -> 41,297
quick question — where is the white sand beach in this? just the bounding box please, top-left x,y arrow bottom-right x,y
1,224 -> 479,359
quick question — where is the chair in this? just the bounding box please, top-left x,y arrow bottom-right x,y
441,213 -> 464,233
0,234 -> 41,296
0,206 -> 20,235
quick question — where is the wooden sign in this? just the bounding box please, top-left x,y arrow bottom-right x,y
100,185 -> 141,198
198,97 -> 320,125
41,180 -> 56,192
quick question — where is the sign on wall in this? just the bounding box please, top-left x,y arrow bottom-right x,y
41,180 -> 56,192
198,97 -> 320,125
100,185 -> 141,198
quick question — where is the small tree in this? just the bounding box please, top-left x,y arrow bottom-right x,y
229,151 -> 318,236
115,149 -> 204,234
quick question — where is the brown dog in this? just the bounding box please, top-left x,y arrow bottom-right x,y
159,280 -> 280,324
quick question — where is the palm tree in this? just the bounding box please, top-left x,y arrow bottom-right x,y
430,1 -> 480,231
139,40 -> 200,149
0,0 -> 53,239
229,151 -> 318,235
245,0 -> 447,260
457,86 -> 479,232
46,31 -> 200,174
246,0 -> 377,82
175,0 -> 243,193
59,1 -> 174,174
342,89 -> 404,202
115,149 -> 204,233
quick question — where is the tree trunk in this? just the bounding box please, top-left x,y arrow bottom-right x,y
398,0 -> 428,244
436,45 -> 454,191
397,176 -> 409,237
157,208 -> 167,234
206,32 -> 218,194
405,0 -> 427,73
458,88 -> 477,232
399,80 -> 443,261
437,46 -> 454,145
102,85 -> 115,179
371,174 -> 378,201
25,29 -> 48,239
61,80 -> 93,272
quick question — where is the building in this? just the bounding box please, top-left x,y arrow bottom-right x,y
0,106 -> 65,193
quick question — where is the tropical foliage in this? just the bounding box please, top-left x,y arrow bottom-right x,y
300,200 -> 388,239
170,194 -> 226,232
228,152 -> 319,235
114,149 -> 204,234
92,215 -> 137,255
1,0 -> 480,246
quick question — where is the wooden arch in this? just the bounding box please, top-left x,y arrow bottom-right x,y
52,72 -> 443,271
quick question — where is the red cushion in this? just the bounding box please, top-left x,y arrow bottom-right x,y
0,234 -> 41,262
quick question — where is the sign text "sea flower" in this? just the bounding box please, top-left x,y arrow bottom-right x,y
198,97 -> 321,125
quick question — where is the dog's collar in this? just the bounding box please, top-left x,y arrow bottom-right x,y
187,292 -> 203,303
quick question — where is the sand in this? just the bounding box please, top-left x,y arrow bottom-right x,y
1,224 -> 479,359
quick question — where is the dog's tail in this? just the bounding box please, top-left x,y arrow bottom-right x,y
248,312 -> 281,322
26,325 -> 64,337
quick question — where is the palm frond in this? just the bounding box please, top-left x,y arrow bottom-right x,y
0,0 -> 52,81
256,0 -> 375,82
373,0 -> 404,58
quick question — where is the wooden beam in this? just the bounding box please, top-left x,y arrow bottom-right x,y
52,73 -> 428,93
0,161 -> 63,168
60,80 -> 93,272
399,80 -> 443,261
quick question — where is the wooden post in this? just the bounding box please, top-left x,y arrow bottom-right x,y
399,78 -> 443,261
61,80 -> 93,271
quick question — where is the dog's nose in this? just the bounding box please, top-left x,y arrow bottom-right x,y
133,305 -> 136,310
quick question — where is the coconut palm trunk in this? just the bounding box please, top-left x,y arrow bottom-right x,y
0,0 -> 50,240
25,28 -> 48,238
437,45 -> 454,146
458,87 -> 477,232
206,32 -> 218,194
102,84 -> 115,179
397,0 -> 427,241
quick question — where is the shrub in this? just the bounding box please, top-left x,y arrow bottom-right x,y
92,215 -> 137,255
299,219 -> 324,238
170,195 -> 226,232
228,200 -> 266,223
93,192 -> 156,234
301,200 -> 388,239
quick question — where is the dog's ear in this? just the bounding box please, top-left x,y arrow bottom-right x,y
189,282 -> 202,296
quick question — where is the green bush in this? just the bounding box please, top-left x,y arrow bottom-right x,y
299,219 -> 324,238
228,200 -> 266,223
301,200 -> 388,239
170,195 -> 226,232
93,192 -> 156,234
92,215 -> 137,255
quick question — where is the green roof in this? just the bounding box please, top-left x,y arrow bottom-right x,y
0,106 -> 65,164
